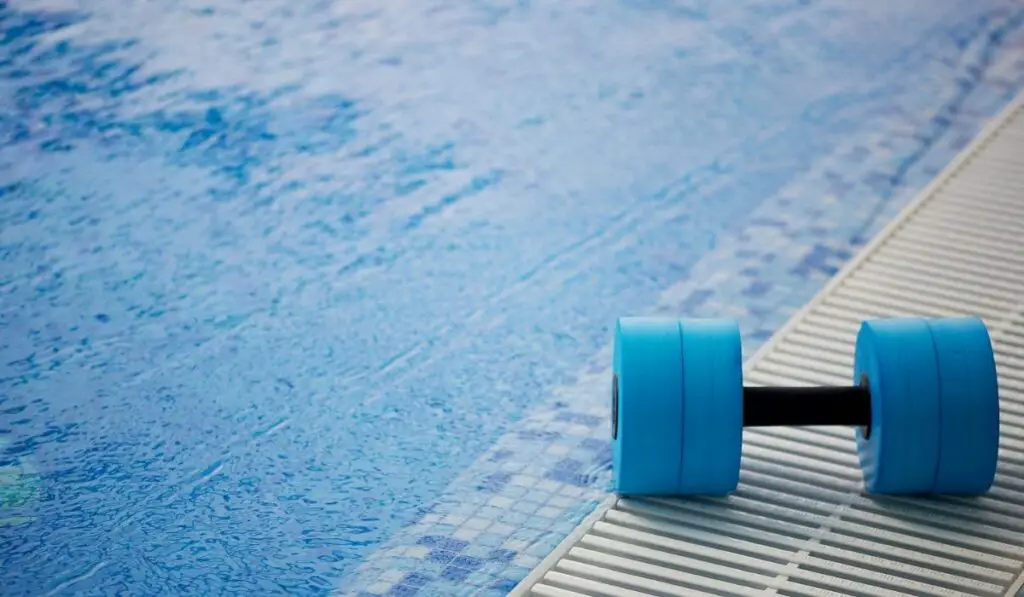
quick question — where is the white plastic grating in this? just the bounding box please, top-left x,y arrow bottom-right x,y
511,93 -> 1024,597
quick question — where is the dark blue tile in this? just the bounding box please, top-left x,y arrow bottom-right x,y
544,468 -> 590,487
416,536 -> 468,553
825,169 -> 854,196
478,471 -> 512,493
488,449 -> 514,462
450,555 -> 483,570
748,305 -> 771,318
863,170 -> 895,195
578,438 -> 605,452
790,244 -> 850,278
386,584 -> 420,596
426,550 -> 457,565
397,572 -> 432,588
441,566 -> 472,582
742,280 -> 771,297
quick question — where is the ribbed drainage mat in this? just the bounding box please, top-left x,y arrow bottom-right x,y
511,94 -> 1024,597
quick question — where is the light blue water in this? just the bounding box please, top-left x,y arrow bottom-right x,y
1,1 -> 1023,595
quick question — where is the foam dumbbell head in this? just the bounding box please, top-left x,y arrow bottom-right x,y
928,317 -> 1000,493
612,317 -> 743,495
854,318 -> 942,494
854,316 -> 1000,495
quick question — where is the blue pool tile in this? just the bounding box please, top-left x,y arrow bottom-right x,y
742,279 -> 772,297
450,554 -> 483,570
497,510 -> 531,526
544,469 -> 589,487
397,573 -> 431,588
416,536 -> 468,553
500,485 -> 528,499
474,532 -> 506,547
592,444 -> 612,463
523,516 -> 553,531
440,566 -> 472,582
553,411 -> 602,427
477,472 -> 512,493
474,505 -> 506,520
491,578 -> 520,592
461,544 -> 498,560
425,550 -> 458,565
511,499 -> 541,514
503,565 -> 533,581
516,429 -> 561,441
488,548 -> 516,563
488,449 -> 514,462
478,561 -> 510,579
550,458 -> 582,473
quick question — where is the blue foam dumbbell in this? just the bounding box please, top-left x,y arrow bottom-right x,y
611,316 -> 1001,496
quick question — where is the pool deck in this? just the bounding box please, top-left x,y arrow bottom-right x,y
509,91 -> 1024,597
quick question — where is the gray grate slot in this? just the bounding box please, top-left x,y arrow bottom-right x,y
511,93 -> 1024,597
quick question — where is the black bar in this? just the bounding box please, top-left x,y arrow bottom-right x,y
743,386 -> 871,428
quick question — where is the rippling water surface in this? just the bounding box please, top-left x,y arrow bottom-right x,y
2,0 -> 1024,595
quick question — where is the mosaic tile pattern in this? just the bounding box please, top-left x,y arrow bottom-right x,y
336,388 -> 610,597
334,14 -> 1024,597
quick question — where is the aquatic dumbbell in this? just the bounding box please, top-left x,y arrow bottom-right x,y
611,317 -> 1000,496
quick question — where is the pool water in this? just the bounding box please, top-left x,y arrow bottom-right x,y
2,1 -> 1024,595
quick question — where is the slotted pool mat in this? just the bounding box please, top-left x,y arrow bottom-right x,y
510,93 -> 1024,597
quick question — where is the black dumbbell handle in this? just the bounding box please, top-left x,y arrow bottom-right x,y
743,385 -> 871,428
610,375 -> 872,441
